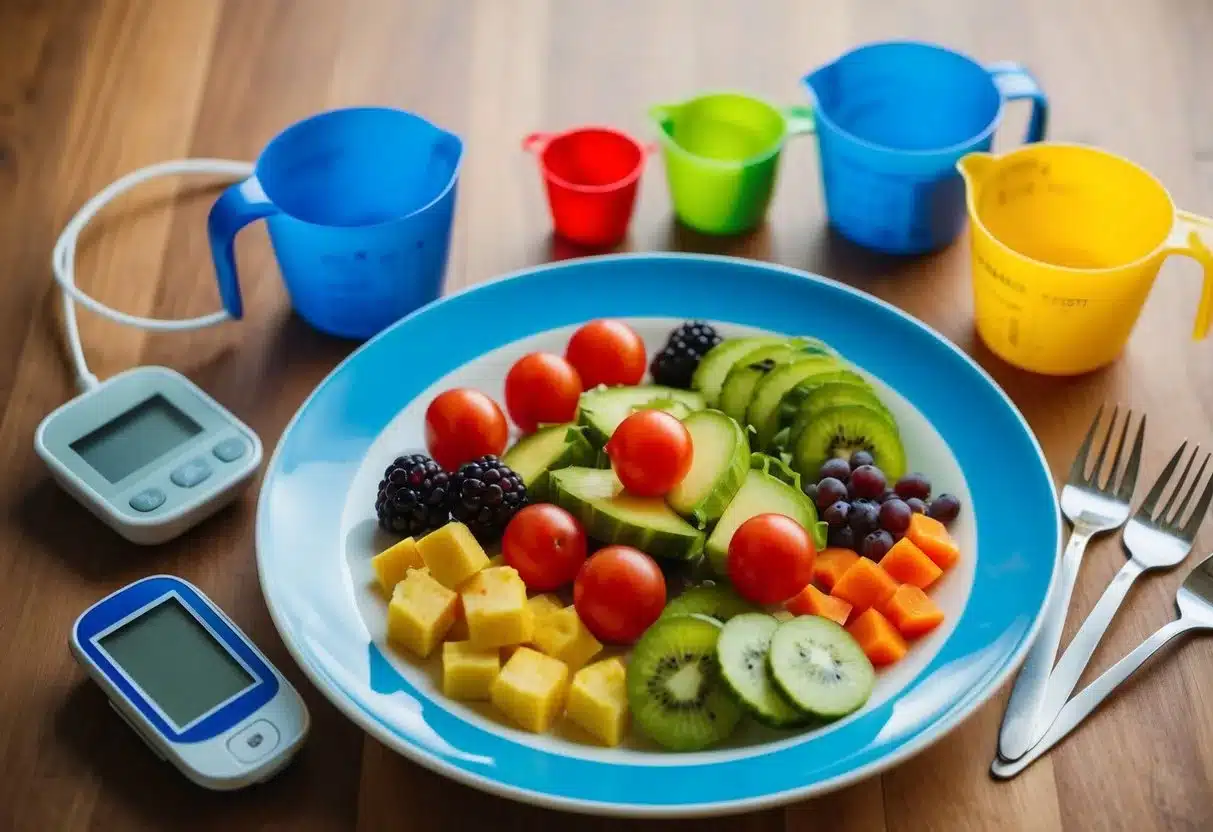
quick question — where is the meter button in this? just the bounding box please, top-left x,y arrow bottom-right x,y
212,437 -> 247,463
227,719 -> 279,763
128,488 -> 166,513
170,458 -> 212,488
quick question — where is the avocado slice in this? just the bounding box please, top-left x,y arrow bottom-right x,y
502,423 -> 595,500
717,341 -> 825,425
705,454 -> 824,575
577,385 -> 705,447
548,467 -> 705,560
746,355 -> 842,450
691,336 -> 788,408
666,409 -> 750,529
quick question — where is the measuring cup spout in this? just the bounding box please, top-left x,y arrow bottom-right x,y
957,152 -> 996,192
800,64 -> 835,106
648,103 -> 682,137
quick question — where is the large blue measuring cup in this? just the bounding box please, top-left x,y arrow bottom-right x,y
801,40 -> 1048,256
208,107 -> 463,339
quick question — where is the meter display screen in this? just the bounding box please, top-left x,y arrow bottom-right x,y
98,596 -> 255,727
70,393 -> 202,483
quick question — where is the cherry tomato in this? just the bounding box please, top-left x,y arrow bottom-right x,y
504,352 -> 582,434
502,504 -> 588,591
727,513 -> 817,605
573,545 -> 666,644
564,319 -> 647,389
424,388 -> 508,471
604,410 -> 693,496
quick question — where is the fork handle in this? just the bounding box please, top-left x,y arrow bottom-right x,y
991,617 -> 1198,779
1033,558 -> 1146,744
997,526 -> 1093,761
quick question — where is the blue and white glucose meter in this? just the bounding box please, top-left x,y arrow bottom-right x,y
71,575 -> 309,790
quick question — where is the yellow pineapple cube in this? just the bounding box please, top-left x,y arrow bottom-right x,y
387,568 -> 457,658
442,641 -> 501,700
565,657 -> 629,746
417,522 -> 490,589
371,537 -> 423,595
527,593 -> 565,622
461,566 -> 533,648
490,647 -> 569,733
532,606 -> 602,672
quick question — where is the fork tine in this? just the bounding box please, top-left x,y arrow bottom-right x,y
1087,405 -> 1119,486
1135,441 -> 1187,520
1168,449 -> 1208,529
1159,444 -> 1198,523
1115,413 -> 1147,501
1102,409 -> 1133,491
1068,404 -> 1104,484
1180,454 -> 1213,540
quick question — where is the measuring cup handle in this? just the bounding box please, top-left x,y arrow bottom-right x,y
986,61 -> 1049,144
1169,210 -> 1213,340
782,105 -> 815,136
207,177 -> 279,320
522,133 -> 551,154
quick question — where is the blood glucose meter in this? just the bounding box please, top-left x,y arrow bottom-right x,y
71,575 -> 309,790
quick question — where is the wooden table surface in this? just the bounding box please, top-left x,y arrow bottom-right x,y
4,0 -> 1213,829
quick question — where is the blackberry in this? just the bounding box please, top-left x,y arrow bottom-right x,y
446,455 -> 527,542
375,454 -> 452,536
649,320 -> 722,389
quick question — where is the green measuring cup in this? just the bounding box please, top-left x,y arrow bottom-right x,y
649,91 -> 814,235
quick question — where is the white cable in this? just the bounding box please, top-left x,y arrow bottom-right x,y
52,158 -> 255,393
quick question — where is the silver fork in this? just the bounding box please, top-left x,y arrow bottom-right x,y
992,548 -> 1213,778
1027,442 -> 1213,748
997,406 -> 1144,762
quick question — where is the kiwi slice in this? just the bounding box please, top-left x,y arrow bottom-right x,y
717,613 -> 810,727
660,584 -> 761,622
789,404 -> 907,482
627,613 -> 743,751
785,382 -> 894,453
768,616 -> 875,719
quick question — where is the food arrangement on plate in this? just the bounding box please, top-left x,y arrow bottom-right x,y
366,318 -> 964,751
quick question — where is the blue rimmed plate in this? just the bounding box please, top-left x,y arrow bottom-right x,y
255,253 -> 1061,818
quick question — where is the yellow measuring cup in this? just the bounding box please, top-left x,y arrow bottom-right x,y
957,143 -> 1213,375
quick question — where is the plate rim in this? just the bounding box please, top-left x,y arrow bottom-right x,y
255,251 -> 1063,818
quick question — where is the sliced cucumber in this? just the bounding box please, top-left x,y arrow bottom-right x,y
717,613 -> 810,727
704,454 -> 819,574
502,424 -> 595,500
548,467 -> 705,560
747,356 -> 841,450
576,385 -> 705,446
789,404 -> 908,483
666,410 -> 750,528
691,336 -> 788,407
660,584 -> 760,622
768,616 -> 875,720
718,342 -> 817,424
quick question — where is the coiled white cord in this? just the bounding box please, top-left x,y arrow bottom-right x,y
51,158 -> 255,393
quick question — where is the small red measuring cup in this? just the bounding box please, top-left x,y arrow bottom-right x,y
523,126 -> 655,248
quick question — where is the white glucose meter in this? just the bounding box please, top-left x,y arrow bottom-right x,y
71,574 -> 309,790
35,366 -> 263,545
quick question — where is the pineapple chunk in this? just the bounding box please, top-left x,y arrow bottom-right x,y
387,569 -> 457,657
527,593 -> 565,622
461,567 -> 533,648
565,657 -> 629,746
490,647 -> 569,733
442,641 -> 501,700
532,606 -> 602,672
417,522 -> 490,589
371,537 -> 423,595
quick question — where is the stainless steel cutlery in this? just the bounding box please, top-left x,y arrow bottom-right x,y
994,406 -> 1213,776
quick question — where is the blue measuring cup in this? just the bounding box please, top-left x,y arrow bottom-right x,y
801,40 -> 1047,256
208,107 -> 463,339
